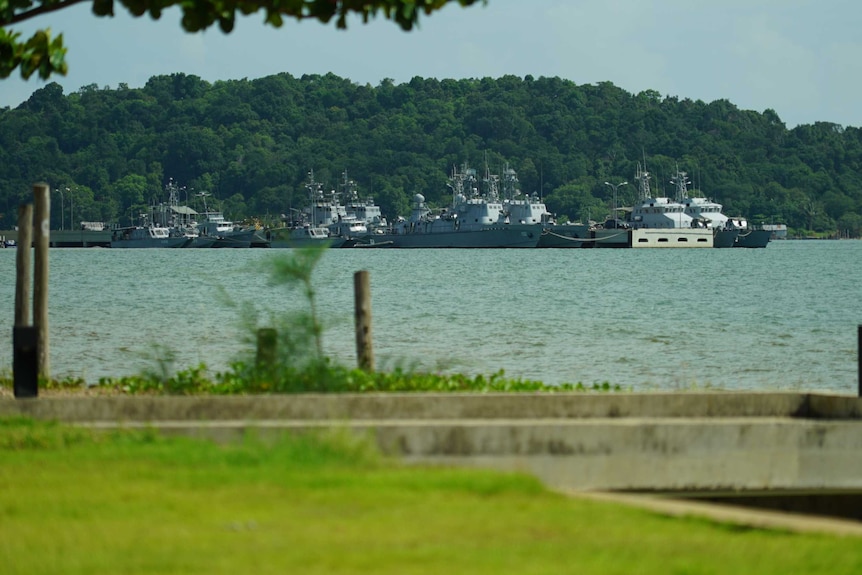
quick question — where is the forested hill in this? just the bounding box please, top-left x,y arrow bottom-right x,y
1,72 -> 860,236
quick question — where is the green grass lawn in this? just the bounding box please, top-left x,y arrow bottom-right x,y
1,417 -> 860,575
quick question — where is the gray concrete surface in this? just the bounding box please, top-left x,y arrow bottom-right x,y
4,391 -> 862,535
3,392 -> 861,491
3,391 -> 861,421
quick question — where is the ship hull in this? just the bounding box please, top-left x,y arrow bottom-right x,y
355,225 -> 540,248
713,229 -> 740,248
734,229 -> 771,248
537,224 -> 594,248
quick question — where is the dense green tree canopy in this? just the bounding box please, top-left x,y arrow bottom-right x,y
1,73 -> 860,237
0,0 -> 482,80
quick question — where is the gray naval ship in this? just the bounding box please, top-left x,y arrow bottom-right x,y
355,163 -> 541,248
672,167 -> 771,248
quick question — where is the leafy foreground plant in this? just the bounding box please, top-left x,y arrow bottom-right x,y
76,364 -> 618,395
1,417 -> 859,575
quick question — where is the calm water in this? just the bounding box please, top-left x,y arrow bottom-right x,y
0,240 -> 860,393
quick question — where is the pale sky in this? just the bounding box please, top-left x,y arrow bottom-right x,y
2,0 -> 861,128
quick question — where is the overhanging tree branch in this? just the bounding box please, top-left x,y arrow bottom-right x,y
6,0 -> 92,26
1,0 -> 484,81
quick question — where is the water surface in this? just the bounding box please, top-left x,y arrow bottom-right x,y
0,240 -> 859,393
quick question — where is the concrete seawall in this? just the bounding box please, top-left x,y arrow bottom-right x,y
3,392 -> 861,495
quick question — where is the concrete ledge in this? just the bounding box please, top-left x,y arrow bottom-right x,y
2,392 -> 861,422
4,392 -> 862,496
74,416 -> 862,492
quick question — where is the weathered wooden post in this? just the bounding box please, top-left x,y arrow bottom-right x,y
13,327 -> 38,398
13,203 -> 37,398
33,183 -> 50,379
14,204 -> 33,327
354,270 -> 374,371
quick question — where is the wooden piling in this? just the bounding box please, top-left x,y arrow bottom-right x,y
14,203 -> 33,327
13,326 -> 39,398
33,183 -> 50,378
354,270 -> 374,371
13,203 -> 37,398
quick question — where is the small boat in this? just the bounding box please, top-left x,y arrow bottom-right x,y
195,191 -> 268,248
174,225 -> 216,248
198,211 -> 252,248
762,224 -> 788,240
110,224 -> 190,248
729,219 -> 772,248
267,225 -> 349,248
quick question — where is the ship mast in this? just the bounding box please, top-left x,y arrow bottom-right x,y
635,163 -> 652,201
502,163 -> 520,202
671,166 -> 690,202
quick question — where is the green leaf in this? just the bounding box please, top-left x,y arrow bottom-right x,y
92,0 -> 115,17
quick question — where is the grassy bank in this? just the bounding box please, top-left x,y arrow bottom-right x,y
0,363 -> 623,396
1,417 -> 860,574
